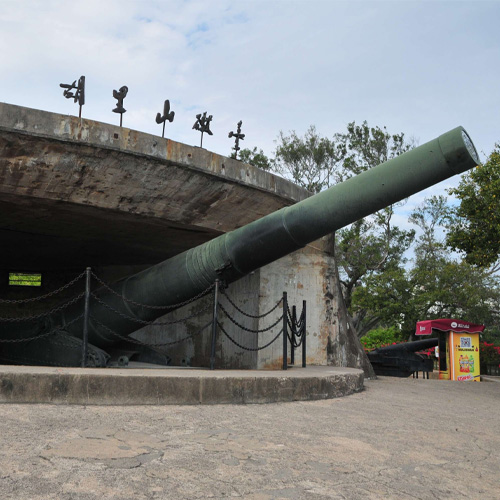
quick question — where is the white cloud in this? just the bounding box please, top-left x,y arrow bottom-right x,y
1,0 -> 497,162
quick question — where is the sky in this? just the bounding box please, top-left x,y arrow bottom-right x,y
1,0 -> 499,238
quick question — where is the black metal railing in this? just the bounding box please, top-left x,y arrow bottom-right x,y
0,269 -> 307,370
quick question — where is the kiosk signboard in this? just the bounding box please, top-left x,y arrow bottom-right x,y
450,332 -> 481,382
415,319 -> 484,382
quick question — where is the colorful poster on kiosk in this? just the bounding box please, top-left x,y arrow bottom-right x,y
415,319 -> 484,382
450,332 -> 480,382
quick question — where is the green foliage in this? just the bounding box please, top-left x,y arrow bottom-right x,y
237,147 -> 273,171
360,326 -> 403,349
274,125 -> 339,193
334,121 -> 414,178
352,266 -> 413,336
482,326 -> 500,346
447,145 -> 500,268
352,195 -> 500,339
272,121 -> 416,338
338,216 -> 415,310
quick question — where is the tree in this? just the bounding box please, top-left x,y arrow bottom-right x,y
352,196 -> 500,340
337,209 -> 415,337
273,122 -> 416,372
273,125 -> 340,193
237,147 -> 273,171
334,121 -> 415,180
332,122 -> 416,335
446,145 -> 500,271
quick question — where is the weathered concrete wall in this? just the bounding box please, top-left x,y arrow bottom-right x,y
256,240 -> 335,369
133,272 -> 262,369
0,102 -> 308,232
132,239 -> 341,370
0,102 -> 310,271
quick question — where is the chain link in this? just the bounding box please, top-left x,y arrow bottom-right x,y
295,309 -> 305,328
0,292 -> 85,323
0,313 -> 84,343
0,271 -> 86,304
287,330 -> 304,348
217,321 -> 283,351
286,317 -> 304,337
218,302 -> 283,334
220,288 -> 283,318
287,304 -> 305,326
91,271 -> 214,310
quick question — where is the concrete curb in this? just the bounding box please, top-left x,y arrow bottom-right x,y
0,365 -> 364,405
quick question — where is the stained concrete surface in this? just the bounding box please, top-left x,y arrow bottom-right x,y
0,102 -> 309,270
0,366 -> 364,405
1,376 -> 499,499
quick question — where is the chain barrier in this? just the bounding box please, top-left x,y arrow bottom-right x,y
287,332 -> 304,348
91,271 -> 214,310
90,293 -> 212,326
286,300 -> 307,369
0,313 -> 84,343
285,304 -> 305,349
1,269 -> 306,370
220,288 -> 283,318
217,320 -> 283,352
213,288 -> 306,369
287,306 -> 305,331
218,302 -> 283,334
286,317 -> 303,337
0,292 -> 85,323
0,270 -> 86,304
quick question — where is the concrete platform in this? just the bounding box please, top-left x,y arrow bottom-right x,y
0,365 -> 364,405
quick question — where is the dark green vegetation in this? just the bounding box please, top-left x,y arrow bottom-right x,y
447,145 -> 500,269
239,126 -> 500,344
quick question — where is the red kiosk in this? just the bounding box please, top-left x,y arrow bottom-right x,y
415,319 -> 484,381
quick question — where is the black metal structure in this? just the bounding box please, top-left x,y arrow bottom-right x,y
59,75 -> 85,118
192,112 -> 213,147
112,85 -> 128,127
367,338 -> 438,378
228,120 -> 245,159
155,99 -> 175,138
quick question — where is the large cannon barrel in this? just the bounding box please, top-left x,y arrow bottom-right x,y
57,125 -> 479,349
370,338 -> 439,354
367,337 -> 439,377
0,125 -> 476,362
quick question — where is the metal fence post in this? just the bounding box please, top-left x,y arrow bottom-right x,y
302,300 -> 307,368
282,292 -> 288,370
291,305 -> 296,365
81,267 -> 91,368
210,279 -> 220,370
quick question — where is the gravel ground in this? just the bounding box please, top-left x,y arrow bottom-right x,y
0,376 -> 499,500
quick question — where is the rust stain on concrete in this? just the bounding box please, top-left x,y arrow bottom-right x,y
262,357 -> 287,370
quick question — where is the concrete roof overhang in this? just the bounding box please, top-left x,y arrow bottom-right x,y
0,103 -> 310,271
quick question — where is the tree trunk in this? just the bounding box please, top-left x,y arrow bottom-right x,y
324,234 -> 376,378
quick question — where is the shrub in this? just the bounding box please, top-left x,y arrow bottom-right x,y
360,326 -> 401,350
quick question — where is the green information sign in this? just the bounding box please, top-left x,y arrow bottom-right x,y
9,273 -> 42,286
